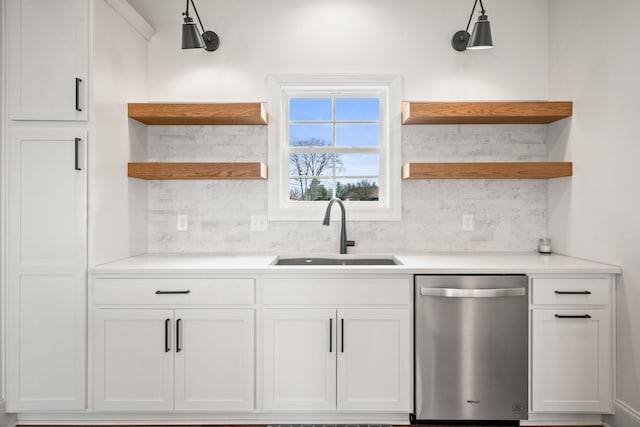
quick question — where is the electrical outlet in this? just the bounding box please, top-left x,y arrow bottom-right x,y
177,214 -> 188,231
250,214 -> 268,231
462,214 -> 474,231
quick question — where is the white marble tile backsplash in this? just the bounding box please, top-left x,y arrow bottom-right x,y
146,124 -> 548,253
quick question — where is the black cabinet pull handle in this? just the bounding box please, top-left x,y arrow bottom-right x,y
176,318 -> 182,352
164,318 -> 171,352
341,318 -> 344,353
329,318 -> 333,353
74,138 -> 81,171
555,290 -> 591,295
555,314 -> 592,319
75,78 -> 82,112
155,290 -> 191,295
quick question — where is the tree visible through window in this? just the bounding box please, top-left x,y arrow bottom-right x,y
286,96 -> 381,202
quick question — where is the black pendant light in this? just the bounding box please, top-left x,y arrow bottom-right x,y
182,0 -> 220,52
451,0 -> 493,52
182,16 -> 203,49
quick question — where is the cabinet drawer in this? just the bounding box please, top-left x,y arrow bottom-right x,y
531,277 -> 611,306
263,276 -> 412,305
93,277 -> 255,305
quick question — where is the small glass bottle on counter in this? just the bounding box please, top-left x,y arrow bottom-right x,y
538,238 -> 552,254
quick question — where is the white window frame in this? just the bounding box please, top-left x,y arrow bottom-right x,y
267,74 -> 402,221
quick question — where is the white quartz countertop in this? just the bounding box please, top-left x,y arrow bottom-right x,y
90,252 -> 621,275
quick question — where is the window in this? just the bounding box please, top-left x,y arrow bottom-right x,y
268,75 -> 401,221
288,95 -> 381,202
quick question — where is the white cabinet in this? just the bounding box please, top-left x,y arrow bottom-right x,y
263,309 -> 337,411
5,0 -> 91,410
93,308 -> 255,412
263,308 -> 410,412
92,309 -> 174,411
91,277 -> 255,412
7,0 -> 88,120
174,309 -> 254,411
262,276 -> 412,412
529,275 -> 614,413
337,309 -> 410,411
6,129 -> 87,411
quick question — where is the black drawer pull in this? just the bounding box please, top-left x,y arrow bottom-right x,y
74,138 -> 81,171
341,318 -> 344,353
75,78 -> 82,112
164,318 -> 171,352
155,290 -> 191,295
176,318 -> 182,352
329,318 -> 333,353
555,314 -> 592,319
555,290 -> 592,295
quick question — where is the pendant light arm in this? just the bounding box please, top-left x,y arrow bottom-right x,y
464,0 -> 479,32
183,0 -> 191,20
478,0 -> 486,15
188,0 -> 207,38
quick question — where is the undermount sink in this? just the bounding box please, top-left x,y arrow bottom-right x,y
273,256 -> 400,266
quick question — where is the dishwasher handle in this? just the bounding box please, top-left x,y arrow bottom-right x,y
420,287 -> 526,298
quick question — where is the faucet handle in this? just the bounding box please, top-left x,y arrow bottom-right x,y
346,240 -> 355,247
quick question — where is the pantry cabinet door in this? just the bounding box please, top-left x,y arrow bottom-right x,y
336,309 -> 411,411
6,129 -> 87,411
174,309 -> 255,411
7,0 -> 88,120
93,309 -> 174,411
263,309 -> 337,411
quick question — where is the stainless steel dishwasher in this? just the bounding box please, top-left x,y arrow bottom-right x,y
414,275 -> 528,423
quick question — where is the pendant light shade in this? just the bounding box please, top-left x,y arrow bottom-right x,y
182,17 -> 203,49
467,14 -> 493,49
181,0 -> 220,52
451,0 -> 494,52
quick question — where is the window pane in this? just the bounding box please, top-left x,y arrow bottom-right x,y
336,124 -> 379,147
336,153 -> 379,177
336,178 -> 379,201
290,98 -> 332,121
289,153 -> 334,177
336,98 -> 379,121
289,178 -> 333,201
289,124 -> 332,147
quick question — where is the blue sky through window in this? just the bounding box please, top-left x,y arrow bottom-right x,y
336,98 -> 379,121
289,97 -> 380,147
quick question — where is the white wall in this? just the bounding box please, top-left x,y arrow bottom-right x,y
547,0 -> 640,425
91,0 -> 150,266
128,0 -> 549,101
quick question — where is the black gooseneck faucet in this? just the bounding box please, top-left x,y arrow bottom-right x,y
322,198 -> 355,254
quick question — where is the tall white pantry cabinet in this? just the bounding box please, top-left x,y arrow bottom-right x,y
5,0 -> 89,411
4,0 -> 154,410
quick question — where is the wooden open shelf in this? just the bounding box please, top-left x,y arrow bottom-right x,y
128,103 -> 268,125
401,101 -> 573,125
128,162 -> 268,180
402,162 -> 573,179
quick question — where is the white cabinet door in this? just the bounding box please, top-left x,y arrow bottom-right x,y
531,309 -> 612,413
6,129 -> 87,411
337,309 -> 411,411
263,309 -> 336,410
93,310 -> 174,411
8,0 -> 88,120
174,309 -> 255,411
